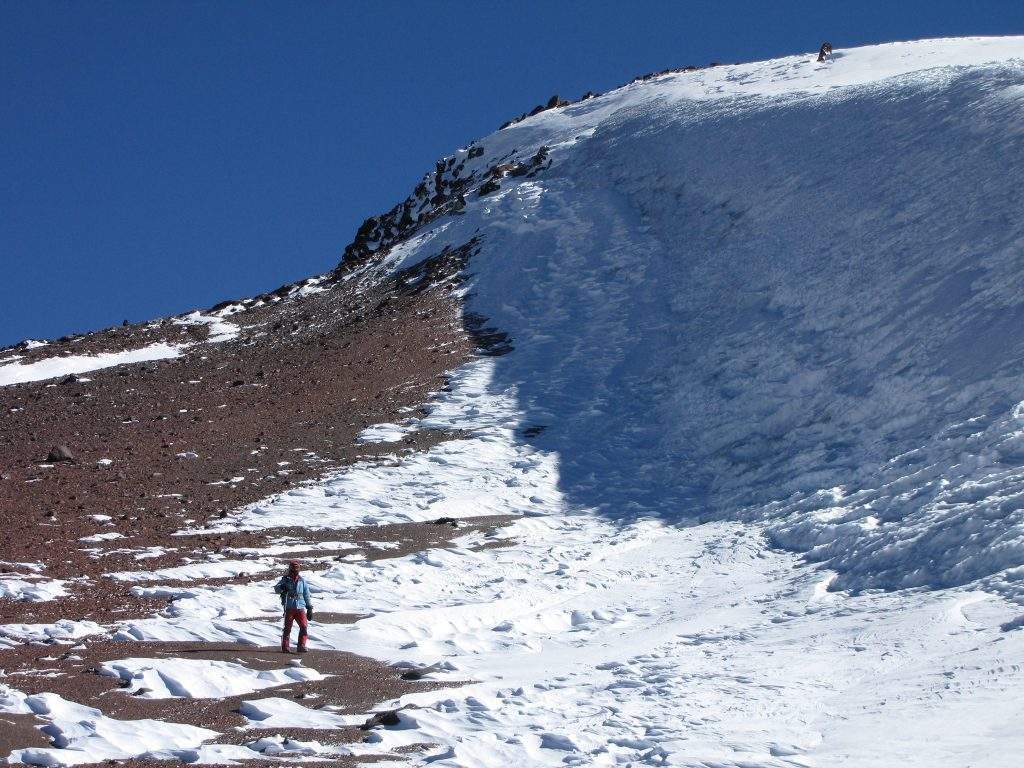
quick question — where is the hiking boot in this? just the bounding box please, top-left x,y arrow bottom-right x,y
297,647 -> 308,653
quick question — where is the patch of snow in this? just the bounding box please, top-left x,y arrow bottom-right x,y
0,684 -> 33,714
226,541 -> 357,556
201,361 -> 559,533
6,691 -> 218,766
0,343 -> 181,387
0,576 -> 68,602
237,697 -> 361,729
147,744 -> 263,764
108,559 -> 276,583
207,476 -> 245,486
0,560 -> 46,573
78,532 -> 124,543
174,311 -> 239,343
99,657 -> 323,699
291,275 -> 330,298
357,422 -> 417,443
0,620 -> 105,649
133,547 -> 172,560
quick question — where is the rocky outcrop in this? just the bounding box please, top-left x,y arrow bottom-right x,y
46,445 -> 75,463
329,60 -> 728,277
333,141 -> 552,274
498,93 -> 576,130
333,150 -> 483,273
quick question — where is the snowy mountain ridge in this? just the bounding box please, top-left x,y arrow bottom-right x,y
335,36 -> 1023,271
337,36 -> 1024,602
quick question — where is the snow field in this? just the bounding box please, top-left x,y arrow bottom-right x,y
106,355 -> 1023,766
375,37 -> 1024,602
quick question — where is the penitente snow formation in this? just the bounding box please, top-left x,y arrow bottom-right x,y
1,36 -> 1023,767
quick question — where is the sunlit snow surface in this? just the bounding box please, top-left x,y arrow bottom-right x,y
4,37 -> 1024,767
0,311 -> 238,387
0,576 -> 68,603
0,342 -> 183,387
4,689 -> 218,766
98,657 -> 324,699
398,35 -> 1024,601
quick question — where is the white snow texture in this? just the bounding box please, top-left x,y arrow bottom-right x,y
0,311 -> 238,387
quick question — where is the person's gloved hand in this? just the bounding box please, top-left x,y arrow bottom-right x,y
306,606 -> 314,622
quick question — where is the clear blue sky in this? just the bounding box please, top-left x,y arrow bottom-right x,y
2,1 -> 1022,346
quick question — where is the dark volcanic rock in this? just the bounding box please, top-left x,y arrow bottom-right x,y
360,709 -> 402,730
46,445 -> 75,463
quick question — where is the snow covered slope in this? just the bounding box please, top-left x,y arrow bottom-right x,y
264,36 -> 1024,766
367,36 -> 1024,601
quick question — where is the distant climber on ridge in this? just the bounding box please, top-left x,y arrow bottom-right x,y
817,42 -> 833,62
275,559 -> 313,653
